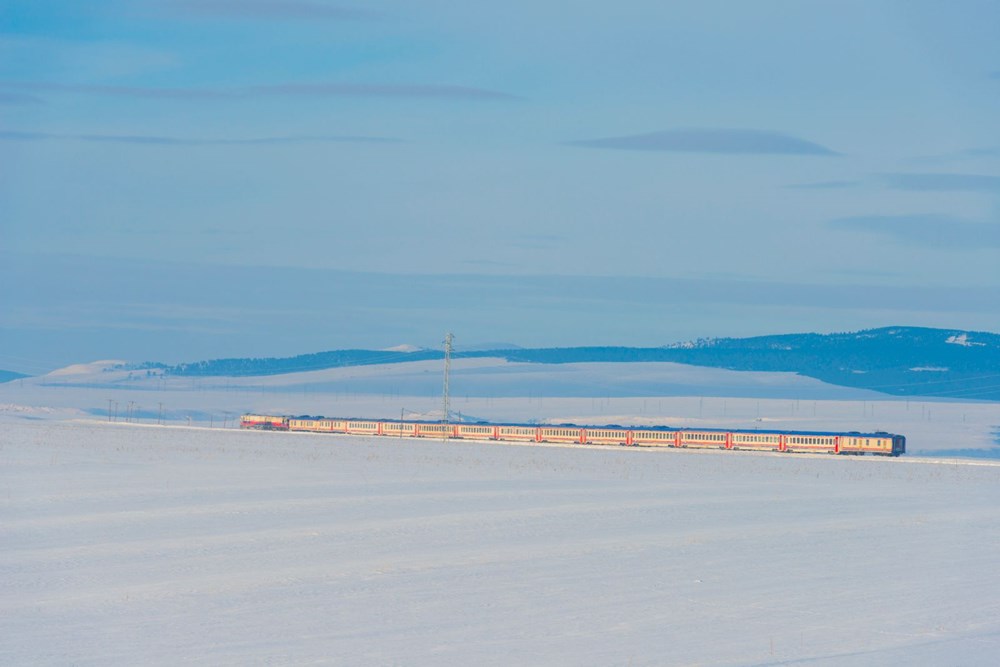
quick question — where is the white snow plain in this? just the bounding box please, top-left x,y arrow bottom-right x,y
2,358 -> 1000,664
3,357 -> 997,456
3,419 -> 1000,666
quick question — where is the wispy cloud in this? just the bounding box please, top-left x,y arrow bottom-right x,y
0,81 -> 518,102
0,82 -> 226,100
829,214 -> 1000,248
569,128 -> 839,156
0,91 -> 43,105
509,234 -> 564,250
0,129 -> 400,145
880,172 -> 1000,193
909,146 -> 1000,164
165,1 -> 379,21
958,147 -> 1000,158
247,83 -> 518,100
785,180 -> 861,189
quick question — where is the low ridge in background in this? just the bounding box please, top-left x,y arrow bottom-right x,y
109,327 -> 999,402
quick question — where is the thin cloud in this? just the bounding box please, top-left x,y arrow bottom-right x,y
909,146 -> 1000,163
829,214 -> 1000,248
0,129 -> 400,145
0,81 -> 518,102
166,1 -> 379,21
958,147 -> 1000,158
2,82 -> 228,100
785,180 -> 861,189
569,128 -> 839,156
880,172 -> 1000,192
247,83 -> 519,100
0,91 -> 43,105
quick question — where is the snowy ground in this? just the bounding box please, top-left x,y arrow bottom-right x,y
3,420 -> 1000,665
2,358 -> 997,456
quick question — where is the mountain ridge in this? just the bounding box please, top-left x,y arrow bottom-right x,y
0,370 -> 28,384
134,326 -> 999,401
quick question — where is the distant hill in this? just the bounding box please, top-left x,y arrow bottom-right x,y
0,369 -> 28,384
155,327 -> 1000,401
163,349 -> 441,377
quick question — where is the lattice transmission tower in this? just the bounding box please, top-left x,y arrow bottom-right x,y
442,332 -> 454,423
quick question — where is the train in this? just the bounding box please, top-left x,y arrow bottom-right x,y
239,414 -> 906,456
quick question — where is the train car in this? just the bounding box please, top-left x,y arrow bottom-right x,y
677,430 -> 730,449
288,418 -> 348,433
838,433 -> 905,456
344,420 -> 382,436
583,428 -> 631,446
497,425 -> 540,442
288,418 -> 318,432
631,429 -> 678,448
730,431 -> 781,452
538,426 -> 585,444
455,424 -> 498,440
783,433 -> 838,454
240,414 -> 289,430
414,423 -> 455,438
381,421 -> 418,437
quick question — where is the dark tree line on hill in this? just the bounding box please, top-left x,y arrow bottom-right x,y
152,327 -> 1000,401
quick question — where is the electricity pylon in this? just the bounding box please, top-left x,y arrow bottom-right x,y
442,332 -> 454,423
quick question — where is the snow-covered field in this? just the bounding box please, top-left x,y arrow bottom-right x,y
2,358 -> 997,456
3,419 -> 1000,665
2,359 -> 999,664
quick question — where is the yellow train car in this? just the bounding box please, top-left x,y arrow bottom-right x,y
839,434 -> 905,456
678,430 -> 729,449
455,424 -> 497,440
730,432 -> 781,452
583,428 -> 631,446
784,434 -> 838,454
381,422 -> 418,437
497,425 -> 540,442
344,420 -> 382,436
631,430 -> 677,447
415,423 -> 454,438
538,427 -> 585,444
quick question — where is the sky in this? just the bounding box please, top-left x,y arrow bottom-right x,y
2,0 -> 999,373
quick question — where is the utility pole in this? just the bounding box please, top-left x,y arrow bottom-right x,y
442,332 -> 454,423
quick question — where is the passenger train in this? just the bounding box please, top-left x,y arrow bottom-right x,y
240,414 -> 906,456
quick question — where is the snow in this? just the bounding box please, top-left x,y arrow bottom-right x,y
3,420 -> 1000,665
381,344 -> 423,353
3,358 -> 997,456
946,333 -> 985,347
44,360 -> 126,377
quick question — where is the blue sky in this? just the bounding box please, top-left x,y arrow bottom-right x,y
2,1 -> 999,372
